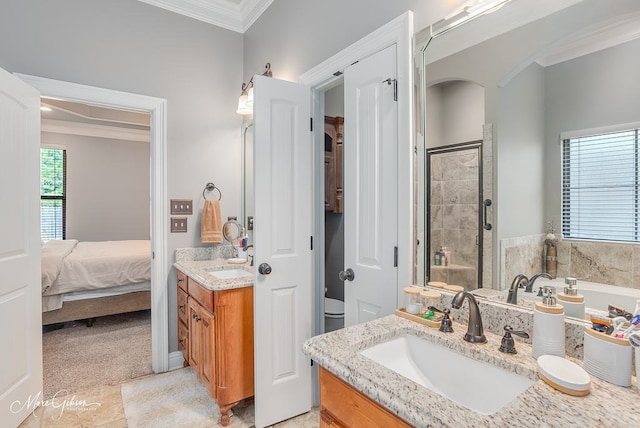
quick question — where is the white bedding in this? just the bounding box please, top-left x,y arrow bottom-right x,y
42,239 -> 151,311
41,239 -> 78,293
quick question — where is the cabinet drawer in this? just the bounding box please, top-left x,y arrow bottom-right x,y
319,367 -> 411,428
176,269 -> 188,292
189,279 -> 214,313
177,286 -> 189,326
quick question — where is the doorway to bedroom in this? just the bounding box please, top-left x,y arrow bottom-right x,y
39,98 -> 154,398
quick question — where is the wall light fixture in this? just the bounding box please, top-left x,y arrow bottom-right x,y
236,63 -> 272,115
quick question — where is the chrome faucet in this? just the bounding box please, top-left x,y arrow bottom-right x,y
506,274 -> 528,305
451,291 -> 486,343
525,272 -> 552,293
243,243 -> 254,266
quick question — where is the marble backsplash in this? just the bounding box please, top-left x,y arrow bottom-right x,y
435,288 -> 586,360
174,244 -> 236,261
501,234 -> 640,291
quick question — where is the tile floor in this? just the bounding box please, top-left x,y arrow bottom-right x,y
18,373 -> 320,428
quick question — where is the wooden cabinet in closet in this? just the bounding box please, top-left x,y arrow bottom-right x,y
325,115 -> 344,213
176,269 -> 254,426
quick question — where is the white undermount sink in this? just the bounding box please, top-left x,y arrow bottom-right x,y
206,269 -> 253,280
359,334 -> 534,415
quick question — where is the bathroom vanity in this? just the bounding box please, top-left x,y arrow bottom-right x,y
305,313 -> 638,427
175,260 -> 254,426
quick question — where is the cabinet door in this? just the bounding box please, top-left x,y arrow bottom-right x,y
177,286 -> 188,326
199,308 -> 216,397
188,298 -> 201,374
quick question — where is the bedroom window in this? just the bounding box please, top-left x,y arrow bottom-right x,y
562,126 -> 640,242
41,147 -> 66,240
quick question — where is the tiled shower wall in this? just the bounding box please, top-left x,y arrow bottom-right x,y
429,147 -> 479,288
500,234 -> 640,290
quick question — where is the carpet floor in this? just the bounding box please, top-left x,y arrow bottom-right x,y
42,310 -> 153,399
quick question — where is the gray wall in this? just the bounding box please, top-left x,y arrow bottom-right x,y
426,80 -> 484,148
498,62 -> 545,238
0,0 -> 243,353
42,133 -> 150,242
543,37 -> 640,227
243,0 -> 467,83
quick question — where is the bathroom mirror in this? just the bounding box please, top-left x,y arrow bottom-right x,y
223,219 -> 243,244
241,122 -> 254,240
416,0 -> 640,321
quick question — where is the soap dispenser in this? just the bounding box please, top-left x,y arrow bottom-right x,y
557,277 -> 585,319
532,286 -> 565,359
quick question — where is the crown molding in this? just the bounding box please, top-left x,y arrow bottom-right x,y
42,119 -> 150,143
137,0 -> 272,33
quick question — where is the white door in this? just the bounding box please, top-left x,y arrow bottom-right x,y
253,75 -> 312,427
343,44 -> 399,327
0,68 -> 42,426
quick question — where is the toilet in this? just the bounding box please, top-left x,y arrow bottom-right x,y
324,297 -> 344,332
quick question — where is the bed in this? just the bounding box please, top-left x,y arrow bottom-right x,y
41,239 -> 152,325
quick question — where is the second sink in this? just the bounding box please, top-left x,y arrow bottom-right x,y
359,334 -> 534,415
207,269 -> 253,280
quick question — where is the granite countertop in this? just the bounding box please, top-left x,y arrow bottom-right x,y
303,315 -> 639,427
174,259 -> 254,291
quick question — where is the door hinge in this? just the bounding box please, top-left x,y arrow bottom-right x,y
310,236 -> 313,251
310,117 -> 313,132
394,246 -> 398,267
152,251 -> 155,260
383,78 -> 398,101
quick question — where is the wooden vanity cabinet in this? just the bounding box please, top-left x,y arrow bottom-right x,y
176,270 -> 189,363
319,367 -> 411,428
177,269 -> 254,426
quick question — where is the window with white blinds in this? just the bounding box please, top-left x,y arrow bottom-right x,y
41,147 -> 66,240
562,128 -> 639,242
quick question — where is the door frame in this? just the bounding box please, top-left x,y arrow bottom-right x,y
14,73 -> 169,373
299,10 -> 414,338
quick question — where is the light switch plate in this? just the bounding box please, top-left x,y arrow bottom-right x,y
171,199 -> 193,215
171,217 -> 187,233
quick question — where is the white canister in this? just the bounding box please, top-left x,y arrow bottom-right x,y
633,348 -> 640,388
532,300 -> 565,359
583,327 -> 632,387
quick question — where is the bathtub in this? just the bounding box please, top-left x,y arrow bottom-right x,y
489,278 -> 640,321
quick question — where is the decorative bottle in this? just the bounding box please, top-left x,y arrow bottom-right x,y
557,277 -> 585,320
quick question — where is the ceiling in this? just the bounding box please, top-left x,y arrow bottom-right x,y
136,0 -> 274,33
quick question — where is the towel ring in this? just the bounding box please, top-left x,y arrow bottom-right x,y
203,183 -> 222,200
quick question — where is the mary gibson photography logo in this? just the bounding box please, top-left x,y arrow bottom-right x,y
11,390 -> 101,419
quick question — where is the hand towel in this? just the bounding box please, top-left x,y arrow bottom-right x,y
201,199 -> 223,244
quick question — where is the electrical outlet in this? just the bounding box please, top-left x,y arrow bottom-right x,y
247,216 -> 254,230
171,199 -> 193,215
171,217 -> 187,233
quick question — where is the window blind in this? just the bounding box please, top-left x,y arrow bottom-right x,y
40,148 -> 66,240
562,128 -> 639,242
